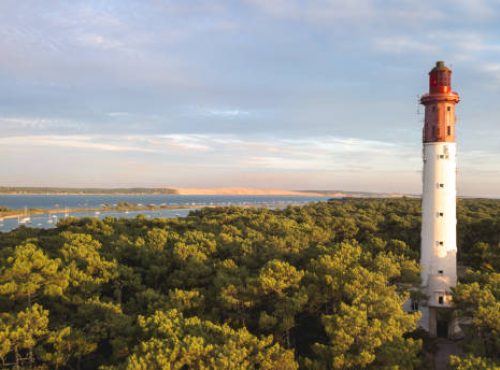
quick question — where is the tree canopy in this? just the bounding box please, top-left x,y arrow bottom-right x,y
0,198 -> 498,369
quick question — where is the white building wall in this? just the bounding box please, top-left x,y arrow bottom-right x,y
420,142 -> 457,310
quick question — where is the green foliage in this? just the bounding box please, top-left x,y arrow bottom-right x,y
0,198 -> 497,369
0,303 -> 49,368
119,309 -> 298,369
304,242 -> 420,369
40,327 -> 97,370
457,199 -> 500,272
453,272 -> 500,359
0,242 -> 68,302
449,354 -> 500,370
60,232 -> 117,301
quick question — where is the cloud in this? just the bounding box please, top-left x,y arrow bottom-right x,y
206,109 -> 251,117
373,30 -> 500,58
0,117 -> 84,132
0,134 -> 218,154
156,135 -> 213,151
107,112 -> 130,117
0,135 -> 155,153
460,149 -> 500,173
4,133 -> 495,175
243,137 -> 417,171
450,0 -> 497,20
0,1 -> 498,195
373,37 -> 438,55
183,106 -> 253,118
1,133 -> 498,196
245,0 -> 499,25
245,0 -> 376,22
0,3 -> 197,87
476,63 -> 500,87
77,33 -> 124,50
0,133 -> 416,170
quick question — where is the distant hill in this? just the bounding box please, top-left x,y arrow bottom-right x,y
175,187 -> 318,196
297,190 -> 416,198
176,188 -> 413,197
0,186 -> 415,197
0,187 -> 178,195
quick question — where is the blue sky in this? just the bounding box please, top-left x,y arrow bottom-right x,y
0,0 -> 499,196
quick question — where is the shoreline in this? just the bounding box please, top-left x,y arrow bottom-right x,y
0,193 -> 174,196
0,191 -> 329,196
0,204 -> 201,220
0,187 -> 400,197
0,199 -> 328,220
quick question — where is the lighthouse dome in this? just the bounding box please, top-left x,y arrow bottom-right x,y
429,60 -> 452,94
432,61 -> 451,72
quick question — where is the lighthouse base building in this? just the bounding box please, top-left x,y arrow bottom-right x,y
416,61 -> 463,339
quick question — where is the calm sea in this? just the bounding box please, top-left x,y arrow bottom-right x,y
0,194 -> 331,233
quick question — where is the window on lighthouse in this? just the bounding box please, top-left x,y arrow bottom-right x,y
411,299 -> 419,312
438,296 -> 444,305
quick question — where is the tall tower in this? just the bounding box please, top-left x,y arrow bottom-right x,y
419,61 -> 460,338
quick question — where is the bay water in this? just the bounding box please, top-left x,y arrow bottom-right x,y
0,194 -> 331,232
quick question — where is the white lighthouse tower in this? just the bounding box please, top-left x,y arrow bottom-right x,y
419,61 -> 460,338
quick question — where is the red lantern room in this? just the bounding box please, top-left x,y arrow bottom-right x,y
420,61 -> 460,143
429,61 -> 452,94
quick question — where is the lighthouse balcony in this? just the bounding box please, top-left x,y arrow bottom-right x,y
420,92 -> 460,104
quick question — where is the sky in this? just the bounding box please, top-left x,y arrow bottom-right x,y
0,0 -> 499,197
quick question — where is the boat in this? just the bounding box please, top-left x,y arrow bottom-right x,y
47,215 -> 54,224
19,216 -> 31,225
18,207 -> 31,225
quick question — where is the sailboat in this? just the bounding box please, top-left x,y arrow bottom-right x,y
18,207 -> 31,225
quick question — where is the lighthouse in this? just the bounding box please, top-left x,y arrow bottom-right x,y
419,61 -> 460,338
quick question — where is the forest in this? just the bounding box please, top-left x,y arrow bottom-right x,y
0,198 -> 498,369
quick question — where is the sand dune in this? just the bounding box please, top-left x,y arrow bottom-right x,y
174,187 -> 325,196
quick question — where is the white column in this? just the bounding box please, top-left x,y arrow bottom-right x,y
421,142 -> 457,308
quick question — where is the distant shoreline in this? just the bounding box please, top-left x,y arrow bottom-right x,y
0,186 -> 409,197
0,187 -> 177,196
